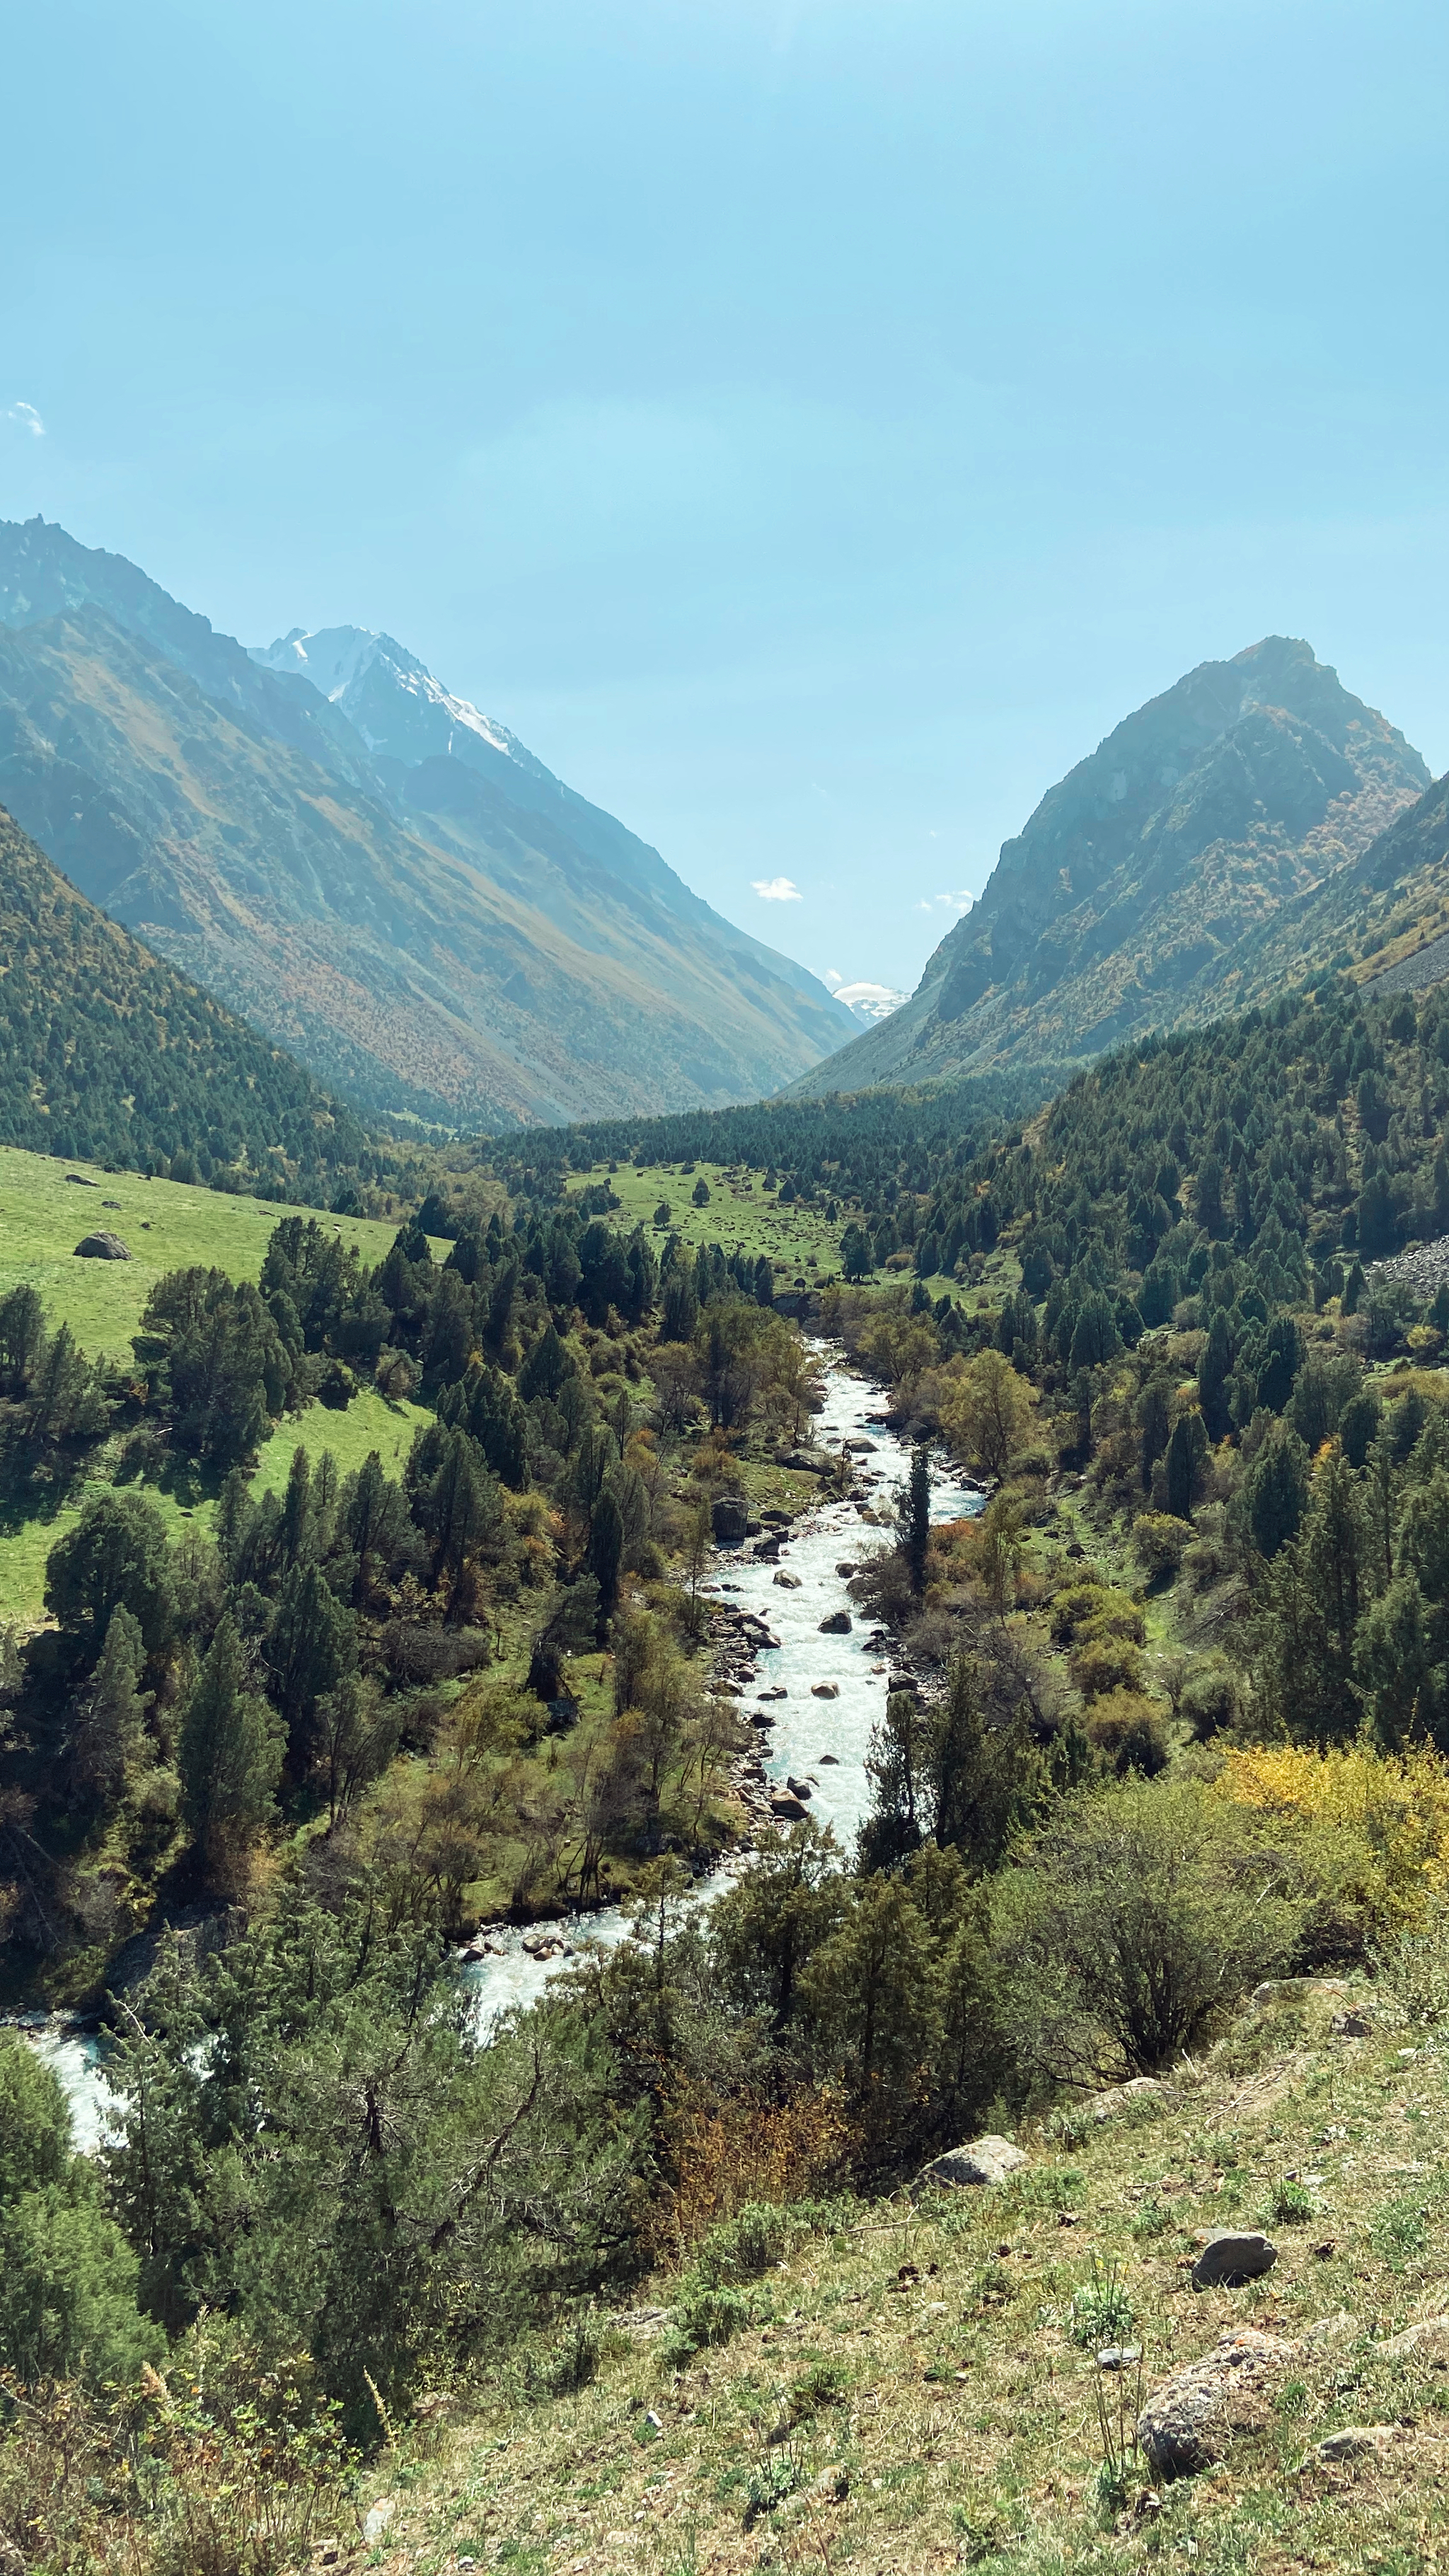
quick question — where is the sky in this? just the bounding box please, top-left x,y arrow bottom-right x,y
4,0 -> 1448,998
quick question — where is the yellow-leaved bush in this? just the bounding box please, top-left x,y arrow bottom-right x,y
1213,1743 -> 1449,1959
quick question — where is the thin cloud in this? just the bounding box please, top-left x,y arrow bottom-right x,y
752,875 -> 802,902
7,401 -> 45,437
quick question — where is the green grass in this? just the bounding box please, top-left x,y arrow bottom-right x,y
355,1982 -> 1449,2576
248,1385 -> 432,1504
0,1143 -> 403,1361
0,1386 -> 434,1628
0,1143 -> 434,1624
569,1161 -> 848,1285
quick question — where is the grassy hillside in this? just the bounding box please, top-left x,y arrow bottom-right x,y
348,1983 -> 1449,2576
0,1144 -> 426,1621
0,1143 -> 401,1360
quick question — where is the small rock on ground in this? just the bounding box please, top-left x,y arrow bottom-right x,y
1315,2426 -> 1400,2464
1088,2075 -> 1172,2122
1379,2312 -> 1449,2360
1191,2230 -> 1277,2290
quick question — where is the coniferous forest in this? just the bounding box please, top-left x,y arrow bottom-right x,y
7,918 -> 1449,2568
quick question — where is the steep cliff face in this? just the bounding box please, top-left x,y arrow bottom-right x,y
785,637 -> 1428,1097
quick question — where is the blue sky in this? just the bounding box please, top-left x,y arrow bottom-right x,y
4,0 -> 1448,994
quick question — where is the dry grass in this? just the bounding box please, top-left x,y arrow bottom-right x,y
351,1985 -> 1449,2576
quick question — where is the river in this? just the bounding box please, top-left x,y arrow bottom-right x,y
15,1349 -> 983,2137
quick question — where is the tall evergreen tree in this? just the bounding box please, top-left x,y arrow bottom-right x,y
179,1615 -> 284,1866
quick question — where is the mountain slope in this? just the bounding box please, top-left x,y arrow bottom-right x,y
0,521 -> 850,1126
0,802 -> 371,1192
786,637 -> 1428,1097
250,620 -> 844,1025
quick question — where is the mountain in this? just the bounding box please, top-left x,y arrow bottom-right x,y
0,520 -> 851,1127
785,636 -> 1431,1097
0,801 -> 372,1194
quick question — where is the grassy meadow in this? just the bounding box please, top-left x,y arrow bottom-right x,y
564,1158 -> 1017,1313
0,1144 -> 403,1360
567,1159 -> 847,1282
0,1145 -> 430,1623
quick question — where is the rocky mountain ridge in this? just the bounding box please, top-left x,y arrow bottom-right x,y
0,519 -> 850,1127
787,635 -> 1431,1097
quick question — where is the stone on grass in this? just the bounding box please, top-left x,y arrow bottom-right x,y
1251,1977 -> 1348,2007
711,1496 -> 749,1542
1088,2075 -> 1172,2123
74,1230 -> 130,1260
1191,2231 -> 1277,2290
1314,2426 -> 1399,2464
1136,2328 -> 1300,2478
918,2134 -> 1027,2190
1379,2312 -> 1449,2360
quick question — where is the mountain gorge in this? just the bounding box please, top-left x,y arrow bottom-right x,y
0,519 -> 851,1128
790,635 -> 1434,1095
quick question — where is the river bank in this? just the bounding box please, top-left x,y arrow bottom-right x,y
11,1346 -> 983,2125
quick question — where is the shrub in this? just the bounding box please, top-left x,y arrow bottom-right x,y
1181,1661 -> 1242,1741
1133,1513 -> 1192,1578
1050,1583 -> 1145,1648
1215,1743 -> 1449,1956
1372,1893 -> 1449,2028
1068,2257 -> 1136,2350
1070,1635 -> 1148,1702
1266,2177 -> 1317,2225
1085,1690 -> 1168,1776
992,1775 -> 1302,2086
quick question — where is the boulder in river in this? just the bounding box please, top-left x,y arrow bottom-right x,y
819,1610 -> 852,1634
811,1682 -> 839,1699
74,1230 -> 130,1259
773,1571 -> 802,1589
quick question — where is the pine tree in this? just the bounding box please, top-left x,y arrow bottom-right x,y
901,1444 -> 932,1596
178,1615 -> 284,1866
68,1606 -> 149,1803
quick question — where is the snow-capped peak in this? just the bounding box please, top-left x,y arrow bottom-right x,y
248,623 -> 516,764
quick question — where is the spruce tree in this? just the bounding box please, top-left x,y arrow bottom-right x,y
901,1443 -> 932,1596
179,1615 -> 284,1867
